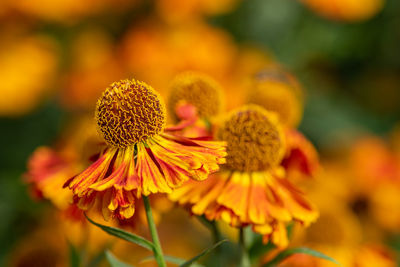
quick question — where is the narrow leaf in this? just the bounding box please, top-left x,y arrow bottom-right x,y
180,239 -> 228,267
85,214 -> 154,251
140,255 -> 188,265
105,251 -> 133,267
87,245 -> 109,267
263,247 -> 342,267
68,241 -> 80,267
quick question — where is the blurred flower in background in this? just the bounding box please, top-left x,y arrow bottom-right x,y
0,32 -> 58,117
300,0 -> 385,22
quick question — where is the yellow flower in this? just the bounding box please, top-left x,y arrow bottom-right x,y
281,243 -> 396,267
348,137 -> 400,232
0,34 -> 58,117
170,105 -> 318,248
166,71 -> 225,138
64,79 -> 226,220
121,21 -> 237,95
354,244 -> 396,267
61,29 -> 125,110
9,0 -> 136,23
247,66 -> 304,127
155,0 -> 238,24
168,71 -> 224,122
283,193 -> 361,267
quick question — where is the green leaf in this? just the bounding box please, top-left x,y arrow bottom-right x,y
105,251 -> 134,267
68,241 -> 80,267
140,255 -> 188,265
263,247 -> 342,267
85,214 -> 154,251
180,239 -> 228,267
249,236 -> 275,263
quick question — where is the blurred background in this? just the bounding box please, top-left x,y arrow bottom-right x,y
1,0 -> 400,266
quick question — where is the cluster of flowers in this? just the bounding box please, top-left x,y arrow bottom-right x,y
23,66 -> 321,265
0,0 -> 385,117
3,0 -> 392,265
283,134 -> 400,267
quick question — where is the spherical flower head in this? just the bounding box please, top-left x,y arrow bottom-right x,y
217,104 -> 285,172
65,77 -> 227,220
248,69 -> 304,127
95,79 -> 166,148
168,71 -> 224,121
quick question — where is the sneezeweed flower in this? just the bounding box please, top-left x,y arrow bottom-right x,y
10,0 -> 137,23
347,137 -> 400,233
121,21 -> 237,95
354,244 -> 396,267
281,243 -> 395,267
155,0 -> 238,24
350,137 -> 400,188
64,78 -> 226,220
9,222 -> 67,267
168,71 -> 224,122
0,34 -> 58,117
282,129 -> 320,181
282,191 -> 361,267
61,29 -> 125,110
24,116 -> 102,211
170,105 -> 318,248
247,67 -> 304,127
300,0 -> 385,22
167,71 -> 224,137
25,147 -> 77,210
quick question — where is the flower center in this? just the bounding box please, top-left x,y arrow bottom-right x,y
168,71 -> 223,121
217,105 -> 285,172
95,79 -> 166,148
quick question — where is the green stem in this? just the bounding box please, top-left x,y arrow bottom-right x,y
239,228 -> 251,267
211,221 -> 223,244
143,195 -> 167,267
197,216 -> 223,243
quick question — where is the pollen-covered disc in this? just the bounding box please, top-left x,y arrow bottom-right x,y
95,79 -> 166,148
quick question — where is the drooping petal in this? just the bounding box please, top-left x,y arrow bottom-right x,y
282,129 -> 319,178
66,131 -> 226,220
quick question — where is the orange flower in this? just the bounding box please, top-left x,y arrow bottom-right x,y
155,0 -> 238,24
168,71 -> 224,122
64,79 -> 226,220
121,21 -> 237,95
282,129 -> 320,181
61,29 -> 125,110
9,0 -> 137,23
25,147 -> 76,210
0,34 -> 58,117
246,66 -> 304,127
301,0 -> 385,22
350,137 -> 400,188
170,105 -> 318,248
166,71 -> 224,138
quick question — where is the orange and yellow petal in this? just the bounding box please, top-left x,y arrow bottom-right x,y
170,169 -> 317,247
66,132 -> 226,219
282,129 -> 320,179
25,147 -> 75,209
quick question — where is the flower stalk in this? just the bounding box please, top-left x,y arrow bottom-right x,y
239,228 -> 251,267
143,195 -> 167,267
